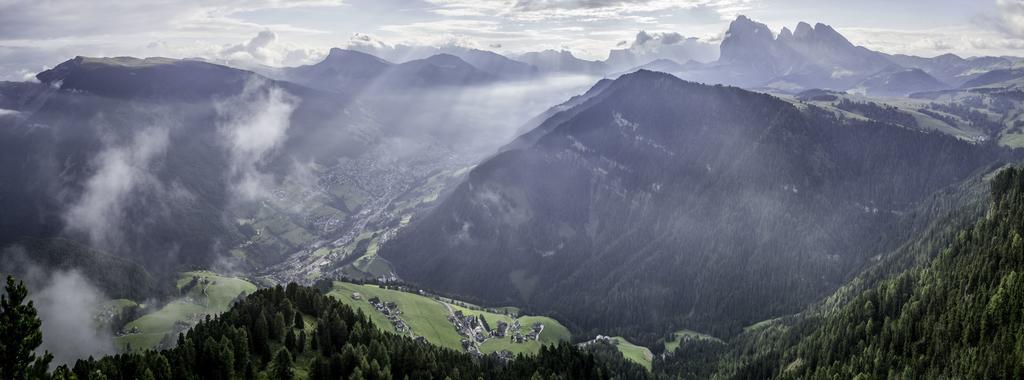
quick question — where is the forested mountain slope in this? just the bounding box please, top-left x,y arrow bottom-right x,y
0,56 -> 374,273
750,167 -> 1024,379
659,166 -> 1024,379
0,53 -> 513,285
380,70 -> 1005,343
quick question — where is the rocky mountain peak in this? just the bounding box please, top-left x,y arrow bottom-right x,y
778,26 -> 794,41
793,22 -> 814,39
725,15 -> 774,40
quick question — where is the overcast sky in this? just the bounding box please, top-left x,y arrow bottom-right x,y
1,0 -> 1022,80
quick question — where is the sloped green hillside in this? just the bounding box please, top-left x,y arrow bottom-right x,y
665,167 -> 1024,379
61,284 -> 649,379
771,167 -> 1024,379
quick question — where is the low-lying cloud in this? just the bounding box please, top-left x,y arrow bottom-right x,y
372,73 -> 601,158
32,270 -> 116,366
217,78 -> 299,202
614,30 -> 719,64
63,127 -> 170,251
3,247 -> 117,367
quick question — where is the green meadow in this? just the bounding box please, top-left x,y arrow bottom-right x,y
327,281 -> 570,355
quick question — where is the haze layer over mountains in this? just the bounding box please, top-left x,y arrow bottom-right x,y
2,10 -> 1024,379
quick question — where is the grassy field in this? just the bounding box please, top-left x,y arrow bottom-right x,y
610,337 -> 653,371
117,301 -> 205,350
328,282 -> 464,350
1000,131 -> 1024,148
449,303 -> 571,355
336,231 -> 398,279
116,271 -> 256,351
744,317 -> 783,332
327,281 -> 570,355
663,329 -> 724,353
104,298 -> 139,313
783,93 -> 992,142
351,255 -> 394,278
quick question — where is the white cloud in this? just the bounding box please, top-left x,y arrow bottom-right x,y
64,127 -> 171,251
0,1 -> 343,40
613,30 -> 719,63
379,19 -> 505,37
0,1 -> 341,80
987,0 -> 1024,38
223,29 -> 279,58
0,0 -> 1019,78
421,0 -> 755,21
367,0 -> 753,60
217,78 -> 299,201
32,271 -> 116,366
840,25 -> 1021,58
215,29 -> 324,66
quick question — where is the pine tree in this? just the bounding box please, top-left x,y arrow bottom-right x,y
282,300 -> 295,328
148,352 -> 172,380
254,312 -> 270,359
285,329 -> 297,351
50,365 -> 75,380
272,312 -> 286,340
230,329 -> 250,374
309,355 -> 325,380
273,348 -> 294,380
218,335 -> 235,379
350,367 -> 366,380
0,276 -> 53,380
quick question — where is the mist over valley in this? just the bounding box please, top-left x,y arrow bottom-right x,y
2,1 -> 1024,378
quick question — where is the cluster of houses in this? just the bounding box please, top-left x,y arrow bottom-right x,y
447,310 -> 545,351
116,325 -> 142,337
576,335 -> 622,351
509,321 -> 545,343
492,349 -> 515,362
591,335 -> 614,344
493,321 -> 509,337
349,291 -> 550,357
361,293 -> 408,333
449,310 -> 484,340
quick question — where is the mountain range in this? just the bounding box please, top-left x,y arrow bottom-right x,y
0,47 -> 596,284
679,16 -> 1017,94
513,50 -> 609,75
0,56 -> 376,273
3,12 -> 1024,379
290,15 -> 1022,97
378,69 -> 1008,340
268,48 -> 501,93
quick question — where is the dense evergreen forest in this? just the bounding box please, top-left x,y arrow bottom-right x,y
656,167 -> 1024,379
0,277 -> 648,380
